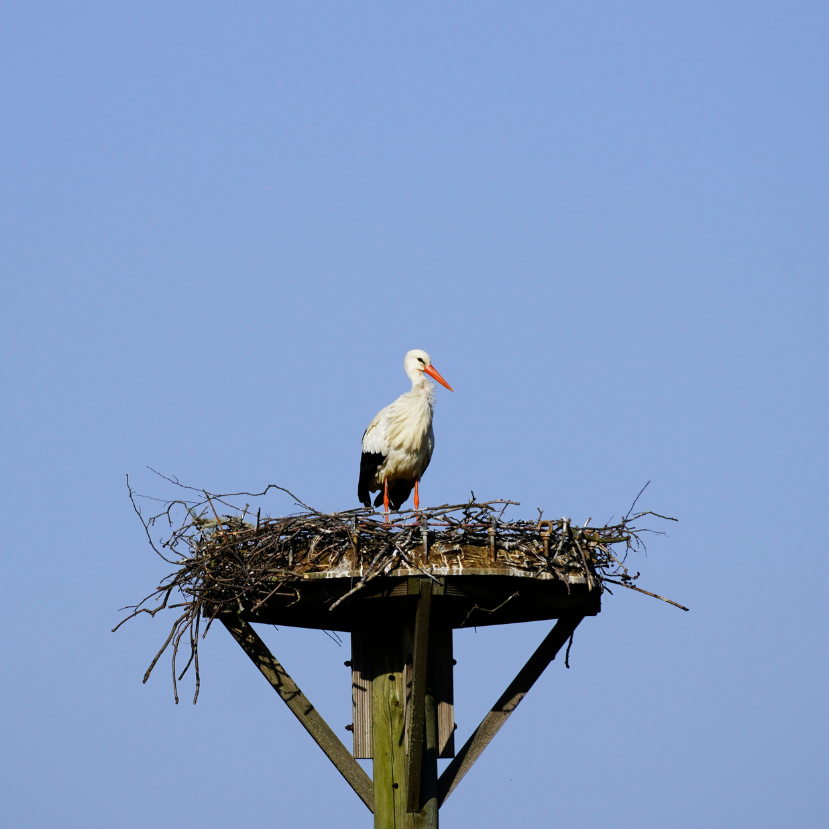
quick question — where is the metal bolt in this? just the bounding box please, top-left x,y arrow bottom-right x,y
344,660 -> 352,667
345,724 -> 354,731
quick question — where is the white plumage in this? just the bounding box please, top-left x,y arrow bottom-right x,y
358,349 -> 453,519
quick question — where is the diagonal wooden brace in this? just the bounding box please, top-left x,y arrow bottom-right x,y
221,615 -> 375,813
406,579 -> 433,813
437,614 -> 584,807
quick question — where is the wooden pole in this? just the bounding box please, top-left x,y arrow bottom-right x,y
406,580 -> 432,812
372,619 -> 410,828
418,670 -> 439,827
372,582 -> 439,829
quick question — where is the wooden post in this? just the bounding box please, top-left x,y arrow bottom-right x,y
372,582 -> 439,829
419,672 -> 439,827
372,619 -> 410,828
432,624 -> 455,758
351,628 -> 373,758
406,580 -> 432,812
352,619 -> 454,762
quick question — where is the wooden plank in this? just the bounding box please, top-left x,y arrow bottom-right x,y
242,572 -> 599,630
417,681 -> 439,828
406,581 -> 432,813
220,616 -> 374,813
437,615 -> 584,806
371,623 -> 412,829
432,624 -> 455,758
351,627 -> 373,758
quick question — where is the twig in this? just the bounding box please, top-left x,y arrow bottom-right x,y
626,481 -> 650,520
603,579 -> 689,611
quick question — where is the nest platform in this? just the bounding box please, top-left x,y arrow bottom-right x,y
234,556 -> 600,631
119,492 -> 657,701
192,501 -> 614,632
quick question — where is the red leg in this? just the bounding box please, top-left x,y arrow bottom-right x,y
383,478 -> 390,523
414,480 -> 420,511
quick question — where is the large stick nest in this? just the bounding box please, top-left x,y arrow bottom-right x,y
115,475 -> 684,703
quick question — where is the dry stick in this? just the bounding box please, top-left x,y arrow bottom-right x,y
583,533 -> 631,544
633,510 -> 677,523
328,549 -> 398,611
111,586 -> 176,632
126,475 -> 177,564
393,541 -> 442,584
142,611 -> 189,683
564,630 -> 575,668
626,480 -> 650,519
175,608 -> 201,698
552,519 -> 568,560
171,617 -> 192,704
177,632 -> 197,681
571,532 -> 595,591
192,611 -> 201,704
148,467 -> 323,517
251,578 -> 297,612
459,590 -> 521,628
603,578 -> 689,611
204,497 -> 230,534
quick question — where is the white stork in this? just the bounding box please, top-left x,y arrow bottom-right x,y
358,349 -> 453,520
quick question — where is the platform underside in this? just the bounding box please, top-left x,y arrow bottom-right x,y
233,569 -> 601,631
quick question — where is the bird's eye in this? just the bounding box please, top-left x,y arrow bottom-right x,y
418,358 -> 425,364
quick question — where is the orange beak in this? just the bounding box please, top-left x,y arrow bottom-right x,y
424,364 -> 454,391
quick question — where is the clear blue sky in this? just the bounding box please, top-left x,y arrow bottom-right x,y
2,3 -> 826,827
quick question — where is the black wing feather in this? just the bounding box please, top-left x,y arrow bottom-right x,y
358,451 -> 385,507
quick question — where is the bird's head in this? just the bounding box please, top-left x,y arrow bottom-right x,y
405,349 -> 454,391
